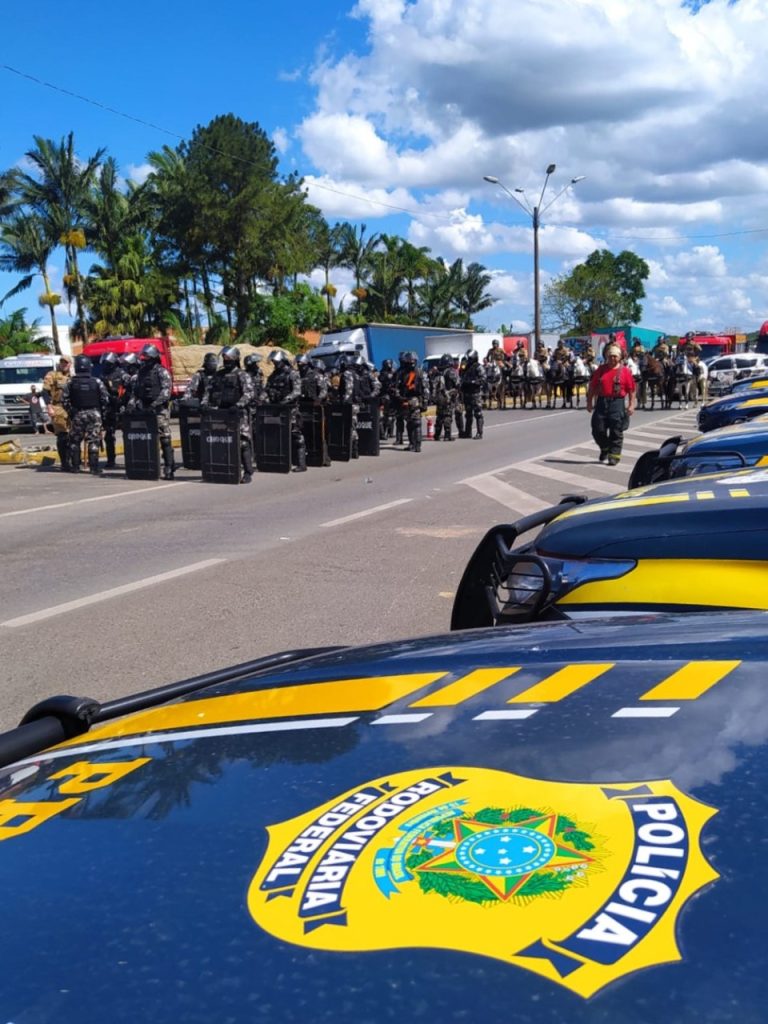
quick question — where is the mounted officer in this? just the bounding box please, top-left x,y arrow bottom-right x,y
100,351 -> 130,469
265,350 -> 307,472
129,343 -> 176,480
62,355 -> 109,475
460,349 -> 487,439
202,346 -> 255,483
42,355 -> 72,471
394,350 -> 429,452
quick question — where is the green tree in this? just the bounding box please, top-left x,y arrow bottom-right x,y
17,132 -> 105,338
453,260 -> 495,328
310,217 -> 346,327
0,308 -> 41,358
543,249 -> 650,333
339,222 -> 380,318
0,213 -> 61,352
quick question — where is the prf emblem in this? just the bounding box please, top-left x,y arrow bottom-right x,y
248,767 -> 717,998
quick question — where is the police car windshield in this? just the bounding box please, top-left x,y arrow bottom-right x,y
0,366 -> 49,385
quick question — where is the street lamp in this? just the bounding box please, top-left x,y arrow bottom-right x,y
484,167 -> 585,354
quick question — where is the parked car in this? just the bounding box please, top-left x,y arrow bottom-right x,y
628,417 -> 768,488
706,353 -> 768,396
451,469 -> 768,627
697,385 -> 768,431
2,606 -> 768,1021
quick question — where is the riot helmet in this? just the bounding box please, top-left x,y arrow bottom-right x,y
221,346 -> 240,368
353,355 -> 366,372
337,354 -> 352,371
439,353 -> 453,370
381,358 -> 394,373
312,359 -> 327,373
296,354 -> 312,375
101,351 -> 118,369
74,355 -> 92,375
465,349 -> 479,364
243,354 -> 262,372
121,352 -> 139,370
140,343 -> 160,363
400,350 -> 417,367
269,350 -> 288,366
203,353 -> 219,373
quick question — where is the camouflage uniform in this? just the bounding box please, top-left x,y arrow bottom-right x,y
203,362 -> 255,481
394,357 -> 429,453
42,362 -> 72,470
129,360 -> 175,478
460,356 -> 487,439
434,363 -> 459,441
62,371 -> 109,474
378,361 -> 397,439
336,362 -> 360,458
265,360 -> 307,472
102,362 -> 131,467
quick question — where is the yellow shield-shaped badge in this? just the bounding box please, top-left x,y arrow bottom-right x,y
248,767 -> 717,998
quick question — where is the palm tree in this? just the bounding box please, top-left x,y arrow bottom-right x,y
399,241 -> 434,320
0,308 -> 41,358
339,222 -> 381,318
84,156 -> 152,272
453,261 -> 496,328
366,235 -> 406,321
310,217 -> 346,327
0,213 -> 61,352
18,132 -> 105,338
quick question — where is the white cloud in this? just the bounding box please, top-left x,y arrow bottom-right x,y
272,128 -> 290,154
125,163 -> 153,185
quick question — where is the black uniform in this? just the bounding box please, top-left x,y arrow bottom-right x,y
101,359 -> 130,467
460,352 -> 487,439
265,356 -> 307,472
393,353 -> 429,453
62,357 -> 109,474
203,350 -> 255,483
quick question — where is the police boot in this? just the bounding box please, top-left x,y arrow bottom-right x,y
88,450 -> 103,476
474,418 -> 484,439
105,434 -> 116,469
395,430 -> 403,445
70,447 -> 81,473
444,429 -> 454,441
161,439 -> 176,480
405,424 -> 414,451
241,444 -> 253,484
293,442 -> 307,473
412,424 -> 422,453
57,434 -> 71,472
351,437 -> 359,459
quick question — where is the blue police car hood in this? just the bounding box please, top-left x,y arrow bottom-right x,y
2,612 -> 768,1022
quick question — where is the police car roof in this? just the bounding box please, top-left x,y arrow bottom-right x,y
683,417 -> 768,456
1,609 -> 767,1021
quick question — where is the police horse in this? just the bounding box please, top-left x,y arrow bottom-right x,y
522,357 -> 545,409
484,361 -> 506,410
568,356 -> 591,408
667,354 -> 695,410
639,353 -> 668,410
544,358 -> 570,409
504,356 -> 526,409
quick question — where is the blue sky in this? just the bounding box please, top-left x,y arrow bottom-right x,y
3,0 -> 768,336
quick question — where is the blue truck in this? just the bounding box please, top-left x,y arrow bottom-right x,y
311,323 -> 474,370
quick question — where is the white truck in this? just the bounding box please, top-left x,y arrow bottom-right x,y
0,354 -> 58,429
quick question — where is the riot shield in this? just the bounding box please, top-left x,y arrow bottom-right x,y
179,403 -> 202,470
356,398 -> 381,456
254,404 -> 292,473
327,402 -> 353,462
299,400 -> 330,467
201,408 -> 242,484
123,410 -> 160,480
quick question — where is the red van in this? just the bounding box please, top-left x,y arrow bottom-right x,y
81,337 -> 181,396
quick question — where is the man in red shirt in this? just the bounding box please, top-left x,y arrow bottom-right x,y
586,344 -> 636,465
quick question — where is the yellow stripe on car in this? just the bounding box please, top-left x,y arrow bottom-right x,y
640,661 -> 741,701
410,668 -> 520,707
508,664 -> 614,703
558,559 -> 768,609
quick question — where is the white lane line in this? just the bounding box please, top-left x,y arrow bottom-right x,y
612,707 -> 680,719
463,475 -> 549,515
320,497 -> 413,528
10,717 -> 360,765
485,410 -> 567,429
372,713 -> 433,725
0,482 -> 185,519
514,461 -> 622,495
1,558 -> 224,628
473,709 -> 538,721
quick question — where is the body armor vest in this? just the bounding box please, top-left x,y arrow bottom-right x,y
69,375 -> 101,410
209,369 -> 241,409
136,365 -> 163,405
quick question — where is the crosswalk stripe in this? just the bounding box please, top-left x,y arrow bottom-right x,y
514,461 -> 621,495
463,475 -> 549,514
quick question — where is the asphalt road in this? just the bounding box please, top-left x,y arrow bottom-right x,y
0,402 -> 698,729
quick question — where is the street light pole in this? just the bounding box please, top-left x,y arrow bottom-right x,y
484,167 -> 584,355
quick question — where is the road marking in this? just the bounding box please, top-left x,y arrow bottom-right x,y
514,461 -> 622,495
473,709 -> 538,721
0,482 -> 184,519
612,707 -> 679,719
12,718 -> 361,765
640,660 -> 741,701
462,475 -> 549,514
485,410 -> 567,429
1,558 -> 225,628
372,713 -> 433,725
320,498 -> 412,528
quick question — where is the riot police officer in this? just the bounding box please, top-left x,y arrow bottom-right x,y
434,354 -> 459,442
378,358 -> 397,439
297,353 -> 329,403
100,351 -> 130,468
265,350 -> 306,472
203,346 -> 255,483
62,355 -> 109,474
129,343 -> 176,480
460,349 -> 487,439
184,352 -> 219,406
42,355 -> 72,471
394,351 -> 429,452
243,353 -> 266,407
